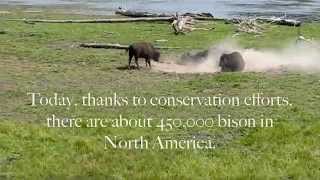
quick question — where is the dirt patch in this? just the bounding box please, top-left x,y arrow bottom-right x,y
153,40 -> 320,74
152,60 -> 218,74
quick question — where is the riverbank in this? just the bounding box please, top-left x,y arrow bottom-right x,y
1,0 -> 320,21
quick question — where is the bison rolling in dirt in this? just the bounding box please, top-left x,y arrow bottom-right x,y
128,42 -> 160,69
219,52 -> 245,72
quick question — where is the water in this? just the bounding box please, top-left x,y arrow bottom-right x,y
1,0 -> 320,20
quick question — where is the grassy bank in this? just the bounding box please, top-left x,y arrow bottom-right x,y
0,11 -> 320,179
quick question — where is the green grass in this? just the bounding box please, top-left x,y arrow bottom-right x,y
0,10 -> 320,179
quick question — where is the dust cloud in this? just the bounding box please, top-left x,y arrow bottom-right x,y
153,39 -> 320,74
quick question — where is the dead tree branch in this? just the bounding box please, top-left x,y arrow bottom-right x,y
79,43 -> 181,50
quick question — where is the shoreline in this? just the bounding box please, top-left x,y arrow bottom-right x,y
0,4 -> 319,22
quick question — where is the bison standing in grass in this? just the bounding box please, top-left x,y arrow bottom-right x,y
128,42 -> 160,69
219,51 -> 245,72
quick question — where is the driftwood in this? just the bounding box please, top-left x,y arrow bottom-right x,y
116,7 -> 215,21
80,43 -> 128,49
116,7 -> 170,17
235,18 -> 264,34
115,7 -> 303,26
79,43 -> 181,50
233,16 -> 300,35
9,17 -> 174,24
8,8 -> 215,25
171,13 -> 214,34
172,15 -> 194,34
230,17 -> 301,27
260,17 -> 302,26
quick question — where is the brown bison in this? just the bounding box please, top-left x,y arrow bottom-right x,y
128,42 -> 160,69
219,52 -> 245,72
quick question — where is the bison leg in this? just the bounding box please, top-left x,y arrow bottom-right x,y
145,58 -> 151,68
128,54 -> 133,69
134,56 -> 140,70
147,58 -> 151,68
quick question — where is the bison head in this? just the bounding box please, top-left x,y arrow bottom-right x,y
219,54 -> 227,67
153,50 -> 160,62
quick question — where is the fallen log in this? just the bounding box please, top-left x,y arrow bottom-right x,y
116,7 -> 215,21
80,43 -> 128,49
79,43 -> 181,50
236,18 -> 264,34
171,13 -> 215,34
230,17 -> 301,27
8,17 -> 174,24
257,17 -> 302,26
115,7 -> 170,17
172,15 -> 193,34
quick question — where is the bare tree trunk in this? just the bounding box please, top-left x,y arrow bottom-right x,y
79,43 -> 129,49
172,13 -> 195,34
79,43 -> 181,50
115,7 -> 215,21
